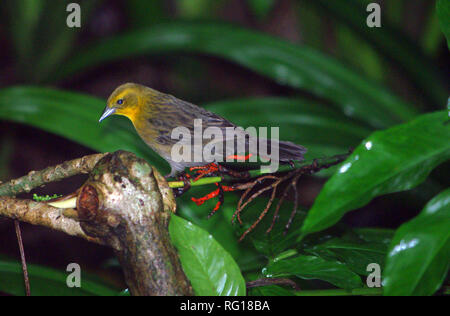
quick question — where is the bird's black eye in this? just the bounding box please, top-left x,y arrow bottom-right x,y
117,99 -> 123,105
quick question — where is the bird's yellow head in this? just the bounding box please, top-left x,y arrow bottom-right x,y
99,83 -> 143,123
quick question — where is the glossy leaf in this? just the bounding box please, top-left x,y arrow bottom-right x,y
169,214 -> 246,296
246,200 -> 307,258
0,259 -> 117,296
302,111 -> 450,235
305,238 -> 387,276
263,255 -> 363,289
55,22 -> 418,128
437,0 -> 450,49
176,186 -> 263,272
383,189 -> 450,296
346,228 -> 394,247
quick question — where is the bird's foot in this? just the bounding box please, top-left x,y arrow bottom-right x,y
172,172 -> 192,197
189,163 -> 220,182
191,183 -> 236,218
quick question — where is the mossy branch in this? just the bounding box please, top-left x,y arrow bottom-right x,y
0,153 -> 107,196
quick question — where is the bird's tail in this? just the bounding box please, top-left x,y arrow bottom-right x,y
253,137 -> 307,163
276,140 -> 307,162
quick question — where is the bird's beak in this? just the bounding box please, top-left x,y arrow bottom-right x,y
99,107 -> 116,122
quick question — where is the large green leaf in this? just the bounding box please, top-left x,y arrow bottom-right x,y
437,0 -> 450,49
263,254 -> 363,289
305,238 -> 387,276
0,259 -> 118,296
383,189 -> 450,296
346,228 -> 394,247
55,22 -> 418,128
176,185 -> 263,272
302,111 -> 450,235
169,214 -> 246,296
308,0 -> 448,108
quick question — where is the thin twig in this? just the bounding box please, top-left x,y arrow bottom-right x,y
284,174 -> 301,235
14,220 -> 30,296
231,151 -> 351,240
239,179 -> 280,242
233,175 -> 278,224
267,182 -> 291,233
246,278 -> 300,291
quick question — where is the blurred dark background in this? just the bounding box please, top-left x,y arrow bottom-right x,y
0,0 -> 448,292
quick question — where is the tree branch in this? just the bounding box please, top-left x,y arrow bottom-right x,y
0,153 -> 108,196
0,196 -> 102,244
0,151 -> 191,295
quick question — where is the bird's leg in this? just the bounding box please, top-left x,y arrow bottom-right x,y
288,160 -> 296,169
189,154 -> 253,182
191,183 -> 236,217
216,164 -> 251,180
172,172 -> 192,197
207,183 -> 224,219
189,163 -> 219,182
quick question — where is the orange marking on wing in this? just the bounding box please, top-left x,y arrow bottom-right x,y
226,153 -> 253,161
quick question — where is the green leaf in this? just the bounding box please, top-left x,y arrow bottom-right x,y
383,189 -> 450,296
0,86 -> 169,173
55,21 -> 418,128
302,111 -> 450,235
305,238 -> 387,276
346,228 -> 394,247
176,186 -> 263,272
244,199 -> 306,258
0,259 -> 117,296
263,255 -> 363,289
169,214 -> 246,296
437,0 -> 450,49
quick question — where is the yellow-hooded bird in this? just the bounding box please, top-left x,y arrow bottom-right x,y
99,83 -> 306,177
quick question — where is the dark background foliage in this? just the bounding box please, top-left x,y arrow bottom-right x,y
0,0 -> 448,296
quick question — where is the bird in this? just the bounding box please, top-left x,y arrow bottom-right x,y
99,83 -> 307,178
